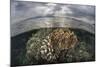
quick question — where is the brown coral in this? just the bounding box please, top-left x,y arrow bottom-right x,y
49,28 -> 78,50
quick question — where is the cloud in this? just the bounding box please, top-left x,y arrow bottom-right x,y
11,1 -> 95,24
66,5 -> 95,24
11,1 -> 95,36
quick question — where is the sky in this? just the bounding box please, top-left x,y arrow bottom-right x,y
11,0 -> 95,24
11,0 -> 95,36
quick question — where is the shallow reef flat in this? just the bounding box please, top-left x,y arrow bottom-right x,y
11,27 -> 95,66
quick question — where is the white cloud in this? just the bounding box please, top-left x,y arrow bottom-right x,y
54,5 -> 73,16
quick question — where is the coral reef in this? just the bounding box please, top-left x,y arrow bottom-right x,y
11,28 -> 95,66
26,28 -> 78,63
